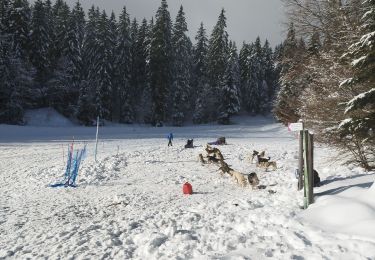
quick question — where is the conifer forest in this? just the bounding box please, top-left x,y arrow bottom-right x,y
0,0 -> 374,168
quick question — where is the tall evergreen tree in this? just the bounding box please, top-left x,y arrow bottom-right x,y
0,31 -> 30,123
206,8 -> 229,120
29,0 -> 51,87
129,18 -> 138,103
8,0 -> 31,59
239,42 -> 252,112
63,1 -> 86,121
273,23 -> 305,123
247,37 -> 264,114
78,5 -> 99,124
94,11 -> 114,120
139,17 -> 154,123
338,0 -> 375,170
218,41 -> 241,124
134,18 -> 150,121
149,0 -> 173,126
192,22 -> 209,124
115,7 -> 133,123
171,5 -> 191,126
307,30 -> 321,56
263,39 -> 276,108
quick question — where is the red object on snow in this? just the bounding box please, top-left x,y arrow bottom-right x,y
183,182 -> 193,195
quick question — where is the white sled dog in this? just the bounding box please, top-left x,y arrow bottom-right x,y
229,169 -> 247,187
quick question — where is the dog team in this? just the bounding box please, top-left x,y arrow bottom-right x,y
198,144 -> 271,189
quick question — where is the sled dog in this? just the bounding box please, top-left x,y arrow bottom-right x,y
229,170 -> 247,187
247,172 -> 260,189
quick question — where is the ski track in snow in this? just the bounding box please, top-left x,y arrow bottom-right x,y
0,119 -> 374,259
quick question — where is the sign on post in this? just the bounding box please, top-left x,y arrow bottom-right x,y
288,122 -> 303,132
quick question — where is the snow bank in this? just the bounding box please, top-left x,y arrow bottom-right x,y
24,107 -> 75,127
300,171 -> 375,241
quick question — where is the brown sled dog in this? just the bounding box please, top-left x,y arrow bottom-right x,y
247,172 -> 260,189
251,150 -> 265,163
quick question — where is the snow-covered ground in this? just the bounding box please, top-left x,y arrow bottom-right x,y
0,111 -> 374,259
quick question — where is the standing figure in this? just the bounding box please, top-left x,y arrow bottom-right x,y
167,133 -> 173,146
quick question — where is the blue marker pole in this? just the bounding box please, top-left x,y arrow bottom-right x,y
95,116 -> 99,162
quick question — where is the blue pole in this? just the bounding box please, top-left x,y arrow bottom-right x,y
95,116 -> 99,162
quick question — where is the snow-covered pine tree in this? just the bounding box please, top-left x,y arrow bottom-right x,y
338,0 -> 375,170
129,18 -> 138,104
218,41 -> 240,124
51,0 -> 70,66
273,23 -> 304,124
206,8 -> 229,121
135,18 -> 151,122
29,0 -> 51,88
192,22 -> 210,124
94,11 -> 114,120
0,31 -> 30,124
171,5 -> 191,126
115,7 -> 133,123
8,0 -> 31,59
139,17 -> 154,123
239,42 -> 252,112
263,39 -> 277,110
66,1 -> 88,124
149,0 -> 173,126
65,0 -> 85,96
307,29 -> 321,56
247,37 -> 265,114
45,0 -> 72,115
78,5 -> 100,124
0,0 -> 10,33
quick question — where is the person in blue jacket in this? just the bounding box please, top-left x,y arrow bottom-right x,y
167,133 -> 173,146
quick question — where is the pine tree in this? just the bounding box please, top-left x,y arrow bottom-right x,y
307,29 -> 321,56
247,37 -> 264,114
273,23 -> 304,124
206,8 -> 229,120
134,18 -> 150,122
338,0 -> 375,170
29,0 -> 51,86
129,18 -> 138,103
94,11 -> 114,120
239,42 -> 252,112
8,0 -> 31,59
0,32 -> 30,124
263,39 -> 277,109
0,0 -> 11,36
65,1 -> 86,122
192,22 -> 209,124
139,17 -> 154,123
218,41 -> 240,124
171,5 -> 191,126
78,5 -> 100,124
149,0 -> 173,126
115,7 -> 133,123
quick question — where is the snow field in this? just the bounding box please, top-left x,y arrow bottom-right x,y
1,118 -> 375,259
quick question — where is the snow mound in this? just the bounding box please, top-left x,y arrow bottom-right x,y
78,154 -> 127,185
300,173 -> 375,240
24,107 -> 75,127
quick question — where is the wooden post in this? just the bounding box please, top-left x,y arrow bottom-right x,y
303,130 -> 310,209
307,133 -> 314,204
298,130 -> 304,190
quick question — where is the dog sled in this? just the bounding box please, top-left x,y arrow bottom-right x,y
208,137 -> 226,145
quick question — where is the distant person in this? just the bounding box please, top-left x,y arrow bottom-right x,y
167,133 -> 173,146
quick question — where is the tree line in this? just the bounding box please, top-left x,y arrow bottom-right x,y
274,0 -> 374,170
0,0 -> 280,126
